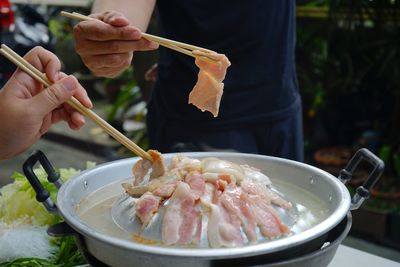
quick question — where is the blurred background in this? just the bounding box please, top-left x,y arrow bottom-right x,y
0,0 -> 399,262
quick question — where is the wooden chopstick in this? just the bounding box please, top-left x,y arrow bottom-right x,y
60,11 -> 219,64
0,44 -> 153,162
67,11 -> 213,53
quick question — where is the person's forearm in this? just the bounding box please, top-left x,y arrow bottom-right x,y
92,0 -> 156,31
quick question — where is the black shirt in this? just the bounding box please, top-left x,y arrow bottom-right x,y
149,0 -> 300,130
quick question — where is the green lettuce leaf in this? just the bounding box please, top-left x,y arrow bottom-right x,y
0,163 -> 95,265
0,167 -> 80,226
0,163 -> 95,226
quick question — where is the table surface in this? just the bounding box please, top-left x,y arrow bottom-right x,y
329,245 -> 400,267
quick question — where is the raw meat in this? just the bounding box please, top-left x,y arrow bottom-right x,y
188,51 -> 231,117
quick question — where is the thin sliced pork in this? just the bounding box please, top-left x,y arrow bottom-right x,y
201,158 -> 245,184
266,187 -> 293,210
135,192 -> 161,227
132,150 -> 166,186
122,173 -> 180,198
169,155 -> 202,172
241,165 -> 272,186
184,171 -> 206,200
220,184 -> 258,243
124,154 -> 295,248
188,51 -> 231,117
201,183 -> 243,248
245,191 -> 289,238
162,182 -> 202,246
241,180 -> 292,210
152,183 -> 177,198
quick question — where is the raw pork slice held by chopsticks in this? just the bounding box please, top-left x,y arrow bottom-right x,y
132,150 -> 166,186
189,51 -> 231,117
59,11 -> 231,118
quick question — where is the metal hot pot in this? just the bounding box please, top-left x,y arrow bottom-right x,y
23,148 -> 383,267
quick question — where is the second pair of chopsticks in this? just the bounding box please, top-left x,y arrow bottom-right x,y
0,44 -> 153,162
60,11 -> 219,64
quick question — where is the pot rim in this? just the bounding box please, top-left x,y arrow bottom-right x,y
57,152 -> 351,258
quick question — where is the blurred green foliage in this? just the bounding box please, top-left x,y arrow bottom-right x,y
48,15 -> 84,74
297,0 -> 400,151
102,66 -> 149,152
297,1 -> 400,213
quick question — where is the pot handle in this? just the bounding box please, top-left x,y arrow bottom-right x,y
23,150 -> 62,214
338,148 -> 384,210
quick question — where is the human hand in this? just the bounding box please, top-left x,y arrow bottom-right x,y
73,10 -> 159,78
0,46 -> 92,160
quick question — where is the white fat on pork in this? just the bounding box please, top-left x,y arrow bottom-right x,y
201,158 -> 245,184
241,165 -> 272,186
201,183 -> 243,247
189,51 -> 231,117
168,155 -> 202,177
202,173 -> 234,187
162,182 -> 202,246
